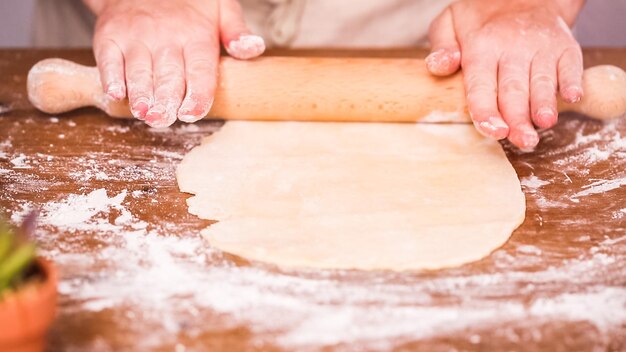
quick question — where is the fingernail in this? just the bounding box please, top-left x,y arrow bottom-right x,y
146,102 -> 180,128
520,130 -> 540,151
488,116 -> 509,131
536,107 -> 557,127
106,83 -> 125,100
131,98 -> 150,119
563,86 -> 583,104
178,97 -> 213,123
425,49 -> 458,76
475,117 -> 509,139
425,49 -> 444,65
227,35 -> 266,60
145,105 -> 165,125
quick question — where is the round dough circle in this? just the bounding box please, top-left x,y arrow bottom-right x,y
177,121 -> 525,271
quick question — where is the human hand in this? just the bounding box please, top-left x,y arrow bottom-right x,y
85,0 -> 265,128
426,0 -> 585,150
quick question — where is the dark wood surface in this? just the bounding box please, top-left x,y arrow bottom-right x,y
0,49 -> 625,351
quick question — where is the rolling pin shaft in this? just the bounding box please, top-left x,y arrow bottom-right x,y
27,57 -> 626,122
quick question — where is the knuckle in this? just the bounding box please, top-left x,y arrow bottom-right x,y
561,46 -> 583,63
155,80 -> 184,97
565,43 -> 582,54
124,41 -> 150,57
534,50 -> 559,63
468,86 -> 497,98
501,105 -> 530,121
465,69 -> 496,87
126,78 -> 151,93
155,71 -> 184,87
156,62 -> 184,76
466,78 -> 496,95
186,55 -> 215,68
127,65 -> 151,78
94,38 -> 117,55
128,89 -> 151,101
530,74 -> 556,90
558,67 -> 582,83
499,76 -> 528,95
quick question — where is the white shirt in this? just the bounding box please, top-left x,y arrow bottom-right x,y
34,0 -> 454,48
241,0 -> 455,48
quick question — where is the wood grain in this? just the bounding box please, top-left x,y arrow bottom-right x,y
0,49 -> 625,351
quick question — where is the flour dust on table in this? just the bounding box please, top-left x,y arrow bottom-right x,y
2,111 -> 625,350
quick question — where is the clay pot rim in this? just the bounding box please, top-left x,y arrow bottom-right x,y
0,257 -> 57,351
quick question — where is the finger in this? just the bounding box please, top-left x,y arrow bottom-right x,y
179,41 -> 220,123
124,42 -> 153,119
558,45 -> 584,104
145,46 -> 186,128
220,0 -> 265,59
94,38 -> 126,100
426,8 -> 461,76
530,53 -> 559,129
498,55 -> 539,151
463,51 -> 509,140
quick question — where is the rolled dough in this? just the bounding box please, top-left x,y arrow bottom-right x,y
177,121 -> 526,271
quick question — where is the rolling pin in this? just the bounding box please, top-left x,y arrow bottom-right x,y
27,57 -> 626,123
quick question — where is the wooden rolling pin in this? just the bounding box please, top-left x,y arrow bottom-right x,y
27,57 -> 626,123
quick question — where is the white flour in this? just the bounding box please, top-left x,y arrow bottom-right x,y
520,175 -> 550,191
522,117 -> 626,209
18,189 -> 624,350
1,116 -> 625,350
571,177 -> 626,200
10,153 -> 31,169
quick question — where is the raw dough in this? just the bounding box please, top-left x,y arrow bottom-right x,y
177,121 -> 526,271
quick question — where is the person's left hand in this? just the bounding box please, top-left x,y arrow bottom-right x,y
425,0 -> 586,151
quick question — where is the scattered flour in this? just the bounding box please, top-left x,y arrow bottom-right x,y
2,117 -> 624,350
0,104 -> 11,115
549,119 -> 626,169
7,186 -> 624,350
530,117 -> 626,209
521,175 -> 550,191
516,245 -> 542,255
10,189 -> 146,234
571,177 -> 626,200
105,125 -> 131,134
10,153 -> 31,169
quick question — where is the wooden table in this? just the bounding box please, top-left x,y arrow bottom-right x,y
0,49 -> 624,351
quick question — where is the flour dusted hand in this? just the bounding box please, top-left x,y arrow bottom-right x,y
426,0 -> 585,151
83,0 -> 265,128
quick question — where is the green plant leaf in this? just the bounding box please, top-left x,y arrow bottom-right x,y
0,232 -> 13,263
0,243 -> 36,292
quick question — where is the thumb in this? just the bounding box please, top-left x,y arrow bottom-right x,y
426,8 -> 461,76
219,0 -> 266,60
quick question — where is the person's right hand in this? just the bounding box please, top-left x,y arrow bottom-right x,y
85,0 -> 265,128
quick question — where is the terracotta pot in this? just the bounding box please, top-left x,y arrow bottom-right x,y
0,258 -> 57,352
